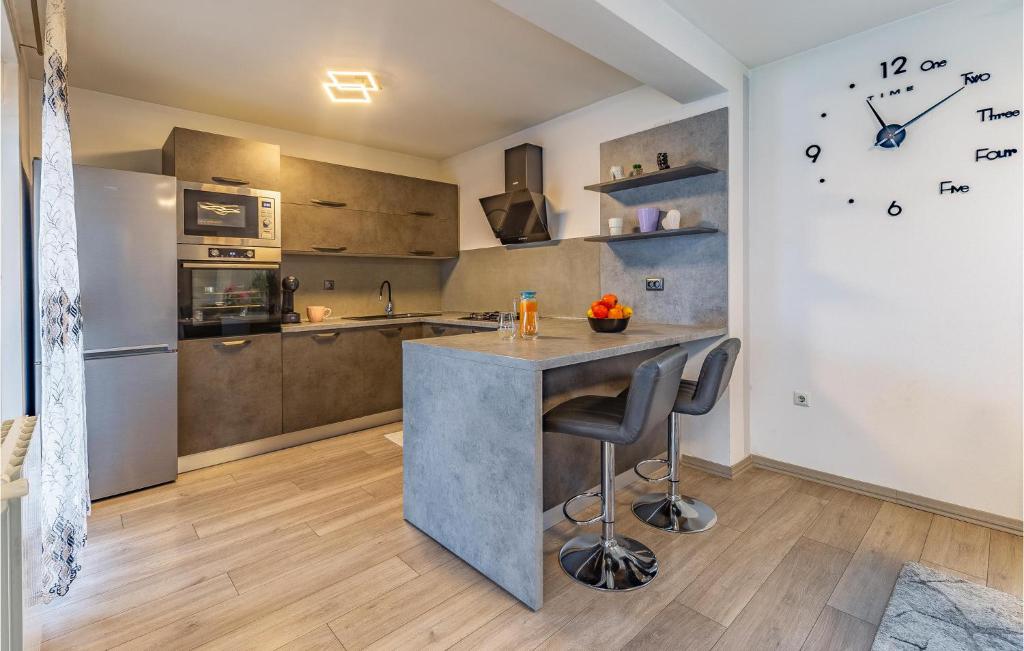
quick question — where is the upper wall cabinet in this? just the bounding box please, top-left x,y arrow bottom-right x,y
162,127 -> 281,190
280,155 -> 459,259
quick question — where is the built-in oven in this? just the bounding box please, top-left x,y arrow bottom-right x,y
177,180 -> 280,248
177,254 -> 281,340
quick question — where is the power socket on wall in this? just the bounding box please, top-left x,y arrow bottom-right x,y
645,277 -> 664,291
793,391 -> 810,407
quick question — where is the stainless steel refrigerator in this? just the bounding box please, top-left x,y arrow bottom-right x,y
33,161 -> 178,499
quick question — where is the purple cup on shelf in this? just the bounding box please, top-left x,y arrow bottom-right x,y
637,207 -> 660,233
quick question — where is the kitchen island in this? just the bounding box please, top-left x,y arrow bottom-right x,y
401,318 -> 726,609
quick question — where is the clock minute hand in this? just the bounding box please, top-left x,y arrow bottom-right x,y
892,85 -> 966,137
866,98 -> 887,128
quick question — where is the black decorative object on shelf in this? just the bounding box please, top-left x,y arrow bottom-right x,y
656,153 -> 669,170
583,163 -> 718,193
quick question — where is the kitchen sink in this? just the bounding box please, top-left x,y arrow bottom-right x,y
345,312 -> 442,321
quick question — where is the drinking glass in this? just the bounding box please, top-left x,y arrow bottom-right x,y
498,312 -> 517,340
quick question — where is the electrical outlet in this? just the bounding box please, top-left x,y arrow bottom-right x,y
323,280 -> 335,290
645,277 -> 664,291
793,391 -> 810,407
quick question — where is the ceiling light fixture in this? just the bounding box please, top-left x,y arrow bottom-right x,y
323,71 -> 380,104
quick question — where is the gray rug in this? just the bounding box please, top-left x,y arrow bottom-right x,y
873,562 -> 1023,650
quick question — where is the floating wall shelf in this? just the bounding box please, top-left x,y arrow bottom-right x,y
583,227 -> 719,243
583,163 -> 719,193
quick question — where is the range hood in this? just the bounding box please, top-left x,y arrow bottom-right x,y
479,143 -> 550,245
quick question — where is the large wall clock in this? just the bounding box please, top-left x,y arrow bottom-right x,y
803,53 -> 1019,216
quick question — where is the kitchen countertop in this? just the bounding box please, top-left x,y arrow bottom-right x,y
403,317 -> 727,370
281,312 -> 501,333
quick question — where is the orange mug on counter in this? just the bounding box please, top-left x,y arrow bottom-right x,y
306,306 -> 332,323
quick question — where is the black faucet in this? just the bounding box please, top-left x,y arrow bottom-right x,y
379,280 -> 393,316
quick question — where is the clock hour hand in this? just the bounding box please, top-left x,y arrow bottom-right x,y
891,85 -> 966,137
866,98 -> 887,129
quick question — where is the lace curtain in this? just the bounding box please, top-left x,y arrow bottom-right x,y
37,0 -> 89,600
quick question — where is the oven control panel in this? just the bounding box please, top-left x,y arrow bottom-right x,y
208,247 -> 256,259
258,197 -> 276,240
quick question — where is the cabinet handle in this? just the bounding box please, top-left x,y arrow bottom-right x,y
431,326 -> 446,335
409,250 -> 434,256
377,328 -> 402,336
409,210 -> 435,217
312,332 -> 340,340
312,246 -> 347,253
311,199 -> 347,208
214,339 -> 251,348
211,176 -> 249,186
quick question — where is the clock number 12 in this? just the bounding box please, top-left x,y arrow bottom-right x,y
881,56 -> 907,78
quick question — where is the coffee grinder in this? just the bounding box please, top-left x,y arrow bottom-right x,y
281,275 -> 300,323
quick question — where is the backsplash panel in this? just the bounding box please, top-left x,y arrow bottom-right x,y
282,255 -> 443,318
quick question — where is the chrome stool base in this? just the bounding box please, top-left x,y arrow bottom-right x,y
632,491 -> 717,533
559,533 -> 658,591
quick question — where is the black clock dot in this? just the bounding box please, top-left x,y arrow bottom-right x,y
820,112 -> 827,118
819,178 -> 825,183
849,83 -> 856,89
848,198 -> 855,204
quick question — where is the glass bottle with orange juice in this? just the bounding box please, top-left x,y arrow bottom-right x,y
518,291 -> 539,339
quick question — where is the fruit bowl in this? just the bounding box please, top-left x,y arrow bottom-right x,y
588,316 -> 630,333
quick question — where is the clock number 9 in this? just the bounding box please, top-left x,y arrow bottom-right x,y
805,144 -> 821,163
887,200 -> 903,217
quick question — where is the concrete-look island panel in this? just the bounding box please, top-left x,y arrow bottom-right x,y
402,318 -> 726,609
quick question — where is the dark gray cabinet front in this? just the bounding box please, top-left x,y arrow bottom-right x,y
162,127 -> 280,190
282,324 -> 421,433
178,333 -> 283,456
422,324 -> 485,338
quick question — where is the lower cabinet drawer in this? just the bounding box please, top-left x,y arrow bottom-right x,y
178,333 -> 283,456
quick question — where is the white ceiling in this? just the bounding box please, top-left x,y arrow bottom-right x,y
13,0 -> 641,160
663,0 -> 955,68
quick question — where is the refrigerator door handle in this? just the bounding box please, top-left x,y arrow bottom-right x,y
83,344 -> 175,360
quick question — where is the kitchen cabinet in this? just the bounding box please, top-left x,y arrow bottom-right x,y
282,324 -> 421,433
162,127 -> 280,190
421,324 -> 485,338
280,155 -> 458,258
178,333 -> 282,455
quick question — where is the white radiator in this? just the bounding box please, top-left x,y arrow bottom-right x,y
2,416 -> 41,651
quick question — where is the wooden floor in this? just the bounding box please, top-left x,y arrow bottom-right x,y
38,422 -> 1022,650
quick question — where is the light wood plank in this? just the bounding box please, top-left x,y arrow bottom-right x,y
197,558 -> 418,650
790,477 -> 839,501
363,580 -> 514,650
712,537 -> 851,650
538,522 -> 741,649
396,538 -> 457,575
800,606 -> 876,651
987,531 -> 1023,598
330,557 -> 480,650
827,502 -> 933,625
920,515 -> 990,579
91,473 -> 237,518
276,625 -> 344,651
679,490 -> 828,626
714,468 -> 798,531
622,603 -> 725,651
360,473 -> 404,499
309,494 -> 403,536
41,575 -> 237,650
804,489 -> 882,553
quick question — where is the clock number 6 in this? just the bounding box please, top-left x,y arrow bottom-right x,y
887,200 -> 903,217
805,144 -> 821,163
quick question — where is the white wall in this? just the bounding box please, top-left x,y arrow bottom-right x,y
442,85 -> 727,250
28,82 -> 446,181
748,0 -> 1022,519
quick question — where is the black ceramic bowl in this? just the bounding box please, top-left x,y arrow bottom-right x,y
588,316 -> 630,333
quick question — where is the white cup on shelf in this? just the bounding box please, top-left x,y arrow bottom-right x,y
607,217 -> 624,236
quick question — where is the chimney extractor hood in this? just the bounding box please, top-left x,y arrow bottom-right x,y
479,143 -> 550,245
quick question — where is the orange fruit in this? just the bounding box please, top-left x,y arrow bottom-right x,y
600,294 -> 618,308
608,307 -> 625,319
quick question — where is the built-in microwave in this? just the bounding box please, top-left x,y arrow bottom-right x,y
177,180 -> 281,249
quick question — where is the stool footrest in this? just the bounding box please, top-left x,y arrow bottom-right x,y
634,458 -> 670,483
562,491 -> 605,526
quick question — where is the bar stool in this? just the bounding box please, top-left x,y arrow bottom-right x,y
543,346 -> 688,591
631,338 -> 742,533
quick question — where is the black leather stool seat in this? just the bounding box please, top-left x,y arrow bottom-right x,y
543,394 -> 629,444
